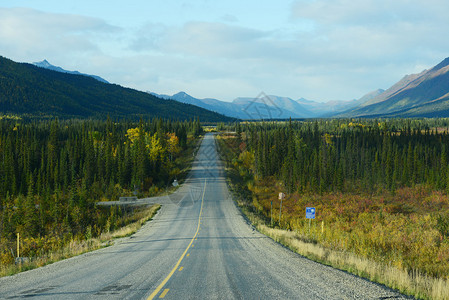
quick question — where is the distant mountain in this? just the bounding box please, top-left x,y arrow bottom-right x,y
0,56 -> 232,121
231,94 -> 372,118
151,92 -> 317,119
337,57 -> 449,117
296,98 -> 353,117
153,91 -> 377,119
353,89 -> 385,107
150,91 -> 247,119
33,59 -> 109,84
233,95 -> 314,119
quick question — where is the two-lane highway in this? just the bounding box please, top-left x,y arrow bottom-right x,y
0,134 -> 407,299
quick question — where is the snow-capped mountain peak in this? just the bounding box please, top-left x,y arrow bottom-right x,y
32,59 -> 109,84
36,59 -> 52,68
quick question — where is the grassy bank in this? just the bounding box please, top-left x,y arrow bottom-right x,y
0,204 -> 160,277
217,132 -> 449,300
238,202 -> 448,300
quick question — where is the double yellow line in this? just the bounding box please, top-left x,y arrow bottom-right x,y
147,178 -> 207,300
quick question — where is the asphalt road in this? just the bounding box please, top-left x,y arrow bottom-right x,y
0,133 -> 408,299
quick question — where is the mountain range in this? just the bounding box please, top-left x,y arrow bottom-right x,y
2,54 -> 449,120
0,56 -> 232,121
149,90 -> 381,119
154,57 -> 449,119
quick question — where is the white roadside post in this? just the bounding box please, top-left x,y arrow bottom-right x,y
279,192 -> 285,226
17,232 -> 20,259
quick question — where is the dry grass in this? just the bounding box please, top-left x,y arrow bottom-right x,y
0,204 -> 160,277
235,201 -> 449,300
101,204 -> 160,240
256,223 -> 449,300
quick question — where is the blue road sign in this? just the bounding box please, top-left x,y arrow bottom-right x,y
306,207 -> 316,219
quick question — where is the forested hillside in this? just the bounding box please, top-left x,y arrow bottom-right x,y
0,117 -> 202,270
0,56 -> 231,121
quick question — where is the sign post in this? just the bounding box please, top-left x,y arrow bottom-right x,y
270,200 -> 273,227
306,207 -> 316,233
278,192 -> 285,226
17,233 -> 19,258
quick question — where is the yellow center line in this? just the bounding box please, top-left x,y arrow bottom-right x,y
147,178 -> 207,300
179,267 -> 183,271
159,289 -> 169,298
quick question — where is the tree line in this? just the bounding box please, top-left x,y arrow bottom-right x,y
237,118 -> 449,194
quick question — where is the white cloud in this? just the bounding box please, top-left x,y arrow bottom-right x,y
0,7 -> 119,62
291,0 -> 449,26
130,21 -> 269,59
290,0 -> 449,61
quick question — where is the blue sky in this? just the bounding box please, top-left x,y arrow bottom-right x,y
1,1 -> 449,102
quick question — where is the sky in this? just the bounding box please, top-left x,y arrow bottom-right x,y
1,0 -> 449,102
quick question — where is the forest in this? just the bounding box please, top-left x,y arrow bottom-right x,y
0,117 -> 202,270
217,118 -> 449,284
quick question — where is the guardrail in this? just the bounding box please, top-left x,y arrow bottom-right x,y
119,196 -> 138,202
